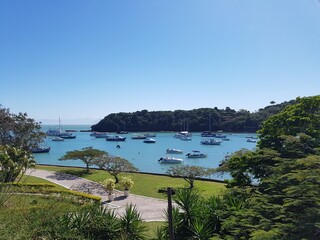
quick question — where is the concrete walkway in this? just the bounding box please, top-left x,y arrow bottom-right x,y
26,169 -> 169,222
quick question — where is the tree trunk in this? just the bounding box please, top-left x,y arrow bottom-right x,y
86,163 -> 90,173
114,174 -> 119,184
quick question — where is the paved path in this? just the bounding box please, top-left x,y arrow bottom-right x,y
26,169 -> 169,222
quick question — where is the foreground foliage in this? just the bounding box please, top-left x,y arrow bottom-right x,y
0,195 -> 147,240
215,96 -> 320,239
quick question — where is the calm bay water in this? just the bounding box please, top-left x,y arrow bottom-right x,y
34,125 -> 257,180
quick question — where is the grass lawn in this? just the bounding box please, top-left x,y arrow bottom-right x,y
35,165 -> 226,199
18,175 -> 68,191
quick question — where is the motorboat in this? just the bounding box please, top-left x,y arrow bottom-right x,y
166,148 -> 183,154
201,139 -> 222,145
247,138 -> 257,143
52,137 -> 64,141
144,138 -> 156,143
180,135 -> 192,141
186,150 -> 207,158
106,135 -> 126,141
144,133 -> 157,137
131,134 -> 147,139
59,133 -> 76,139
31,146 -> 51,153
201,131 -> 216,137
214,134 -> 227,139
46,128 -> 62,136
92,132 -> 108,138
174,131 -> 192,139
158,156 -> 183,164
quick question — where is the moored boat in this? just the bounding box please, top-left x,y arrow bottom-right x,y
201,131 -> 216,137
166,148 -> 183,154
186,150 -> 207,158
92,132 -> 108,138
106,135 -> 126,141
144,138 -> 156,143
174,131 -> 192,139
59,133 -> 76,139
158,156 -> 183,164
31,146 -> 51,153
52,137 -> 64,141
201,138 -> 222,145
144,133 -> 156,137
247,138 -> 257,143
131,134 -> 147,139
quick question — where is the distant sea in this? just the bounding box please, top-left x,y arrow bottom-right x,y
34,125 -> 257,181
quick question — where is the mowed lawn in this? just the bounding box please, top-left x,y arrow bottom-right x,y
35,165 -> 226,199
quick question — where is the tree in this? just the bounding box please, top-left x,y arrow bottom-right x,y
258,96 -> 320,150
0,145 -> 35,183
0,145 -> 35,207
0,106 -> 45,151
59,147 -> 106,173
166,165 -> 213,188
215,95 -> 320,239
92,155 -> 138,183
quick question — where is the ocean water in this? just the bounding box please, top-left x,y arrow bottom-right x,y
34,125 -> 257,181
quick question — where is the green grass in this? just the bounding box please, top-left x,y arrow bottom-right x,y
143,221 -> 165,239
18,175 -> 68,191
35,165 -> 226,199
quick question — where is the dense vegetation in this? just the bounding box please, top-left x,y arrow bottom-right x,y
91,100 -> 294,132
155,95 -> 320,239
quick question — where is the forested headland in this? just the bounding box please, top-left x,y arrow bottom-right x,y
91,100 -> 294,132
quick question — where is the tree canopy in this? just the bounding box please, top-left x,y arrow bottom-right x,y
93,155 -> 138,183
91,100 -> 294,133
59,147 -> 107,173
214,95 -> 320,239
0,106 -> 45,151
166,165 -> 214,189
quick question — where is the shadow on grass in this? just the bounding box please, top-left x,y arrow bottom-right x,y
60,169 -> 94,178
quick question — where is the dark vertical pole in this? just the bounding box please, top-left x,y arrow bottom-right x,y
167,187 -> 174,240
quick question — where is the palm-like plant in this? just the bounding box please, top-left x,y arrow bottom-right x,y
119,204 -> 147,240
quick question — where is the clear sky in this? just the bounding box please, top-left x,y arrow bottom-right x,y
1,0 -> 320,124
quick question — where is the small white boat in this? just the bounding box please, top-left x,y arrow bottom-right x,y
174,131 -> 192,139
131,134 -> 146,139
52,137 -> 64,141
166,148 -> 183,154
180,136 -> 192,141
144,133 -> 156,137
186,150 -> 207,158
247,138 -> 257,143
201,139 -> 222,145
92,132 -> 108,138
144,138 -> 156,143
158,156 -> 183,164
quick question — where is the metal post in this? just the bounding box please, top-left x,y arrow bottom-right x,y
167,187 -> 174,240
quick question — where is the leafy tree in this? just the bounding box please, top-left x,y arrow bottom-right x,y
166,165 -> 213,189
0,145 -> 35,207
215,95 -> 320,239
0,145 -> 35,183
59,147 -> 106,173
258,95 -> 320,150
0,106 -> 45,150
93,155 -> 138,183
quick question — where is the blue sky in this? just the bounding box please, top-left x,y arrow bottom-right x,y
1,0 -> 320,124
